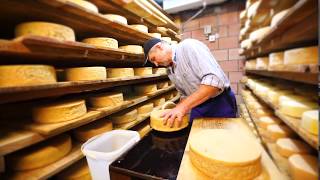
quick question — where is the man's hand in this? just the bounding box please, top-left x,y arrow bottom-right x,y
161,104 -> 188,128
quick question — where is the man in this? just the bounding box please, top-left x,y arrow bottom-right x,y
143,38 -> 237,128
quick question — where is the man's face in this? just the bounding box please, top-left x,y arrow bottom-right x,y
148,43 -> 171,67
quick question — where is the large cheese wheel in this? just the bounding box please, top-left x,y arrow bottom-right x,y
266,124 -> 295,142
129,24 -> 148,33
152,68 -> 167,75
15,22 -> 75,41
279,96 -> 317,118
301,110 -> 319,135
149,33 -> 161,38
119,45 -> 143,54
137,103 -> 154,115
268,52 -> 284,71
134,67 -> 153,76
32,99 -> 87,124
245,59 -> 257,70
110,109 -> 138,125
249,27 -> 271,42
153,97 -> 165,107
248,1 -> 271,26
73,119 -> 113,142
134,84 -> 157,94
7,134 -> 72,171
0,65 -> 57,87
254,108 -> 273,118
107,68 -> 134,78
82,37 -> 118,49
288,154 -> 318,180
57,158 -> 91,180
103,14 -> 128,25
271,9 -> 291,27
189,129 -> 262,179
65,67 -> 107,81
157,81 -> 169,89
284,46 -> 318,65
150,109 -> 189,132
88,92 -> 123,108
275,138 -> 312,158
256,57 -> 269,70
63,0 -> 98,12
162,37 -> 171,43
266,89 -> 293,106
258,116 -> 281,129
240,39 -> 252,49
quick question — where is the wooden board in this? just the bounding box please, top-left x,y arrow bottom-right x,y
0,156 -> 4,173
177,118 -> 286,180
266,143 -> 291,179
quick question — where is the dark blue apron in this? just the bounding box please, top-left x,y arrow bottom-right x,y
190,87 -> 237,121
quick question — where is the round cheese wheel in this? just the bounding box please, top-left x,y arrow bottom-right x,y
153,97 -> 165,107
73,119 -> 113,142
149,33 -> 161,38
157,81 -> 169,89
268,52 -> 284,70
134,84 -> 157,94
276,138 -> 312,158
266,124 -> 295,142
189,129 -> 262,179
284,46 -> 318,65
15,21 -> 75,41
245,59 -> 257,70
134,67 -> 153,76
137,103 -> 154,115
65,67 -> 107,81
152,68 -> 167,75
279,97 -> 317,118
57,158 -> 91,180
258,116 -> 281,129
271,9 -> 291,27
301,110 -> 319,135
150,109 -> 189,132
119,45 -> 143,54
241,39 -> 252,49
0,65 -> 57,87
110,109 -> 138,125
129,24 -> 148,33
256,57 -> 269,70
64,0 -> 98,12
82,37 -> 118,49
103,14 -> 128,25
107,68 -> 134,78
32,99 -> 87,124
88,92 -> 123,108
288,154 -> 318,180
249,27 -> 271,42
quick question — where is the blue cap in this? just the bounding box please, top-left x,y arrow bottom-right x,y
143,38 -> 162,65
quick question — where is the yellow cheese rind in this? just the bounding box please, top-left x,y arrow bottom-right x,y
157,82 -> 169,89
256,57 -> 269,70
0,65 -> 57,87
57,158 -> 91,180
301,110 -> 319,135
153,97 -> 165,107
279,97 -> 317,118
249,27 -> 271,42
110,109 -> 138,125
103,14 -> 128,25
152,68 -> 167,75
88,92 -> 123,108
15,21 -> 75,41
119,45 -> 143,54
129,24 -> 148,33
245,59 -> 257,70
258,116 -> 281,129
149,33 -> 161,38
284,46 -> 318,65
271,9 -> 290,27
65,67 -> 107,81
276,138 -> 312,158
189,129 -> 262,179
82,37 -> 118,49
266,124 -> 295,142
134,67 -> 153,76
8,134 -> 72,171
268,52 -> 284,71
288,154 -> 318,180
150,109 -> 189,132
32,99 -> 87,124
137,103 -> 154,115
134,84 -> 157,94
64,0 -> 98,12
73,119 -> 113,142
107,68 -> 134,78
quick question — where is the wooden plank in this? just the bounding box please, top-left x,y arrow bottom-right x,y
0,156 -> 4,173
177,118 -> 286,180
266,143 -> 291,179
0,75 -> 168,104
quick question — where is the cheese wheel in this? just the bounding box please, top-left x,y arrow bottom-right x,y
157,27 -> 167,32
63,0 -> 98,13
241,39 -> 252,49
110,109 -> 138,125
162,37 -> 171,43
301,110 -> 319,135
248,1 -> 271,26
271,9 -> 291,27
258,116 -> 281,129
150,109 -> 189,132
288,154 -> 318,180
73,119 -> 113,142
254,108 -> 273,118
57,159 -> 91,180
129,24 -> 148,33
249,27 -> 271,42
271,0 -> 297,15
82,37 -> 118,49
284,46 -> 318,65
256,57 -> 269,70
266,124 -> 295,142
119,45 -> 143,54
152,68 -> 167,75
157,82 -> 169,89
7,134 -> 72,171
266,89 -> 293,106
149,33 -> 161,38
137,103 -> 154,115
134,84 -> 157,94
268,52 -> 284,70
164,93 -> 174,100
107,68 -> 134,78
15,22 -> 75,41
103,14 -> 128,25
32,99 -> 87,124
88,92 -> 123,108
134,67 -> 153,76
65,67 -> 107,81
153,97 -> 165,107
279,97 -> 317,118
245,59 -> 257,70
276,138 -> 312,158
0,65 -> 57,87
189,129 -> 262,179
137,124 -> 151,137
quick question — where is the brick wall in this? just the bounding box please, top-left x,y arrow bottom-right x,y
178,0 -> 245,102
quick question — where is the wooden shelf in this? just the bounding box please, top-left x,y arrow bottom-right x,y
0,86 -> 176,156
0,36 -> 144,67
0,75 -> 168,104
0,0 -> 153,44
245,70 -> 318,85
242,0 -> 318,58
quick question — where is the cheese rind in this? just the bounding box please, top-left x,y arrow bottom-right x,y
266,124 -> 295,142
134,84 -> 157,94
73,119 -> 113,142
258,116 -> 281,129
137,103 -> 154,115
279,97 -> 317,118
88,92 -> 123,108
57,158 -> 91,180
134,67 -> 153,76
301,110 -> 319,135
245,59 -> 257,70
0,65 -> 57,87
153,68 -> 167,75
149,33 -> 161,38
249,27 -> 271,42
119,45 -> 143,54
256,57 -> 269,70
153,97 -> 165,107
65,67 -> 107,81
150,109 -> 189,132
82,37 -> 118,49
276,138 -> 312,158
110,109 -> 138,125
63,0 -> 98,12
288,154 -> 318,180
107,68 -> 134,78
15,21 -> 75,41
269,52 -> 284,71
103,14 -> 128,25
284,46 -> 318,65
271,9 -> 290,27
157,82 -> 169,89
129,24 -> 148,33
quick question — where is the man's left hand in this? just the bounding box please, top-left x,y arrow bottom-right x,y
161,104 -> 188,128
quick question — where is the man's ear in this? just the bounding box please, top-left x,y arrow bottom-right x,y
155,43 -> 162,50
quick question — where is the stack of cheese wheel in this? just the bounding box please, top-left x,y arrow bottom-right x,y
7,134 -> 72,171
265,124 -> 295,143
15,21 -> 76,41
153,68 -> 167,75
288,154 -> 318,180
275,138 -> 312,158
32,99 -> 87,124
88,92 -> 123,108
0,65 -> 57,87
134,84 -> 157,95
256,57 -> 269,70
65,67 -> 107,81
279,95 -> 317,118
253,81 -> 271,98
82,37 -> 118,49
268,52 -> 284,71
149,33 -> 161,39
134,67 -> 153,76
107,68 -> 134,78
103,14 -> 128,25
249,27 -> 271,43
284,46 -> 318,66
245,59 -> 257,70
129,24 -> 148,33
137,102 -> 154,116
189,129 -> 262,179
119,45 -> 143,54
73,119 -> 113,142
150,110 -> 188,132
110,109 -> 138,125
153,97 -> 166,107
271,8 -> 291,27
57,158 -> 91,180
301,110 -> 318,135
157,81 -> 169,89
63,0 -> 98,13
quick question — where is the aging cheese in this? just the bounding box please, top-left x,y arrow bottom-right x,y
88,92 -> 123,108
119,45 -> 143,54
57,158 -> 91,180
269,52 -> 284,71
150,109 -> 189,132
279,96 -> 317,118
301,110 -> 319,135
240,39 -> 252,49
103,14 -> 128,25
153,97 -> 165,107
107,68 -> 134,78
65,67 -> 107,81
110,109 -> 138,125
149,33 -> 161,38
134,84 -> 157,94
266,124 -> 295,142
284,46 -> 318,65
271,9 -> 291,27
258,116 -> 281,129
266,89 -> 293,107
288,154 -> 318,180
63,0 -> 98,13
276,138 -> 312,157
137,103 -> 154,115
245,59 -> 257,70
157,82 -> 169,89
249,27 -> 271,42
134,67 -> 153,76
256,57 -> 269,70
73,119 -> 113,142
129,24 -> 148,33
82,37 -> 118,49
162,37 -> 171,43
153,68 -> 167,75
